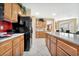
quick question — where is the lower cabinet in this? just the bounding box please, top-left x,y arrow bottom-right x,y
48,36 -> 51,51
3,48 -> 12,56
20,39 -> 24,56
57,47 -> 69,56
46,33 -> 79,56
46,34 -> 48,47
50,36 -> 56,56
36,31 -> 45,38
57,40 -> 77,56
46,34 -> 56,56
50,42 -> 56,56
13,35 -> 24,56
13,44 -> 20,56
46,34 -> 51,52
0,35 -> 24,56
0,40 -> 12,56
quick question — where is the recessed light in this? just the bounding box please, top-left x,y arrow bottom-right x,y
52,13 -> 56,16
35,12 -> 40,16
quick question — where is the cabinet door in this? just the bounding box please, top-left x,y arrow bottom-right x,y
20,35 -> 24,56
3,48 -> 12,56
50,36 -> 57,56
12,4 -> 18,22
46,34 -> 48,47
51,43 -> 56,56
57,40 -> 77,56
20,40 -> 24,56
4,3 -> 12,20
47,35 -> 51,52
0,40 -> 12,56
13,44 -> 20,56
57,47 -> 69,56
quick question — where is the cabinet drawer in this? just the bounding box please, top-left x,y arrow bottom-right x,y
57,47 -> 69,56
0,40 -> 12,55
57,40 -> 77,56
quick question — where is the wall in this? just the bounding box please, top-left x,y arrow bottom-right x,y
4,3 -> 12,20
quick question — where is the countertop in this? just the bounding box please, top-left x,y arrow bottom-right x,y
0,33 -> 24,43
46,32 -> 79,46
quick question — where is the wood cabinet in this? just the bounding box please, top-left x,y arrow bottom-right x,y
50,36 -> 56,56
46,33 -> 48,47
3,48 -> 12,56
4,3 -> 12,20
0,40 -> 12,56
47,35 -> 51,51
46,34 -> 56,56
46,34 -> 51,53
0,35 -> 24,56
57,47 -> 69,56
13,36 -> 20,56
57,40 -> 77,56
36,31 -> 45,38
46,33 -> 79,56
11,3 -> 19,22
13,35 -> 24,56
19,35 -> 24,56
13,44 -> 20,56
3,3 -> 21,22
20,39 -> 24,55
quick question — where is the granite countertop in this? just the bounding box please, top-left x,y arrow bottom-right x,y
47,32 -> 79,46
0,33 -> 24,43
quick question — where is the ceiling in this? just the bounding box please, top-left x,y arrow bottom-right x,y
22,3 -> 79,21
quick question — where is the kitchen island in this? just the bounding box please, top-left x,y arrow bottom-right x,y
0,33 -> 24,56
46,32 -> 79,56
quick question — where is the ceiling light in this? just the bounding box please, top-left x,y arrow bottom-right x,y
35,12 -> 40,16
52,13 -> 56,16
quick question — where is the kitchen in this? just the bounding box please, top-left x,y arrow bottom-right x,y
0,3 -> 79,56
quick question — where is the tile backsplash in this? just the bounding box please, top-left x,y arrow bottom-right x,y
0,20 -> 12,32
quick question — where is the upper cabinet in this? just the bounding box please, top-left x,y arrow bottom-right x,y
4,3 -> 12,20
4,3 -> 20,22
11,4 -> 20,22
0,3 -> 28,22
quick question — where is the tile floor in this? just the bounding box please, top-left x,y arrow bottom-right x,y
23,38 -> 51,56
